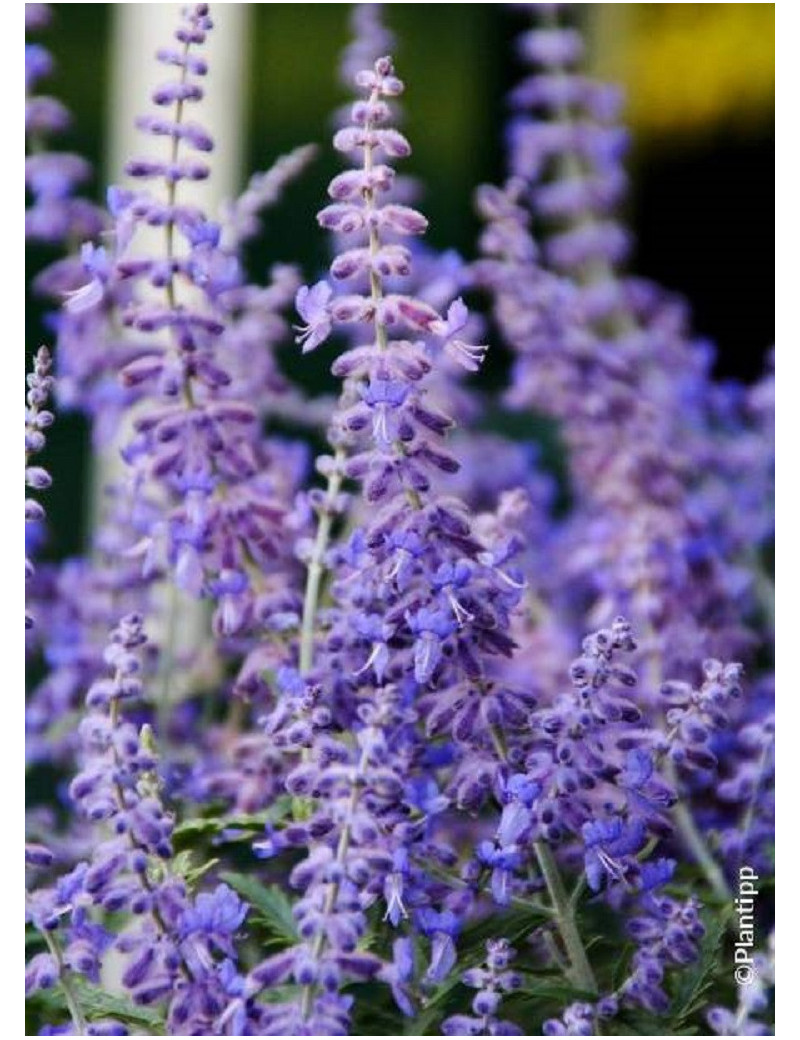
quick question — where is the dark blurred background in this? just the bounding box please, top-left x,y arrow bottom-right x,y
26,3 -> 775,559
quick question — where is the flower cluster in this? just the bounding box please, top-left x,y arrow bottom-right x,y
707,939 -> 774,1036
661,658 -> 745,776
296,56 -> 523,771
475,618 -> 676,903
27,615 -> 251,1034
441,939 -> 523,1036
621,893 -> 705,1013
476,3 -> 770,920
245,680 -> 412,1033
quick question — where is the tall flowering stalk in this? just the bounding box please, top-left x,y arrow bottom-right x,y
67,4 -> 305,652
25,346 -> 54,630
476,6 -> 771,905
244,53 -> 520,1032
27,615 -> 251,1034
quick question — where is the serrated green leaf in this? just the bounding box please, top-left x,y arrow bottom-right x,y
28,979 -> 166,1032
220,871 -> 298,946
171,849 -> 196,876
172,817 -> 225,843
169,848 -> 220,886
172,798 -> 293,849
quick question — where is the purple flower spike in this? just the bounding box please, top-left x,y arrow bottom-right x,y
74,2 -> 308,645
25,346 -> 55,628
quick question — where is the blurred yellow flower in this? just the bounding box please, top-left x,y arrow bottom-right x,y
590,4 -> 774,139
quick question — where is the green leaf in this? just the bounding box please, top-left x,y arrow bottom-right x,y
172,798 -> 293,849
669,906 -> 733,1028
460,902 -> 551,961
172,817 -> 225,843
513,973 -> 595,1004
28,979 -> 166,1033
608,1009 -> 701,1036
168,849 -> 220,888
220,871 -> 298,946
347,980 -> 407,1035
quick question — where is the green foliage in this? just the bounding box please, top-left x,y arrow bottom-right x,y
347,980 -> 409,1036
172,797 -> 292,851
219,870 -> 298,948
25,925 -> 45,951
668,905 -> 733,1030
29,979 -> 166,1034
170,849 -> 220,887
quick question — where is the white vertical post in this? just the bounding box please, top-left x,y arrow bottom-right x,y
99,3 -> 251,700
107,3 -> 249,202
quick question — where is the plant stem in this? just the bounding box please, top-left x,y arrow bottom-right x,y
664,758 -> 732,903
299,449 -> 344,675
42,930 -> 88,1037
534,841 -> 597,994
156,579 -> 179,738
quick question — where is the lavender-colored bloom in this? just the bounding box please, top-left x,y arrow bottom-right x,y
25,3 -> 110,450
25,952 -> 58,995
621,894 -> 705,1014
715,687 -> 775,874
414,908 -> 460,984
442,939 -> 522,1035
543,1001 -> 596,1036
25,479 -> 157,767
378,936 -> 415,1017
247,683 -> 408,1033
295,281 -> 334,353
339,4 -> 397,89
477,6 -> 770,915
297,54 -> 522,753
244,53 -> 529,1034
24,5 -> 774,1036
475,774 -> 537,905
479,5 -> 758,683
524,619 -> 669,850
660,659 -> 745,776
582,816 -> 645,893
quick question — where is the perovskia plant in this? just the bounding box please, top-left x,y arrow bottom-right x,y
25,4 -> 774,1036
